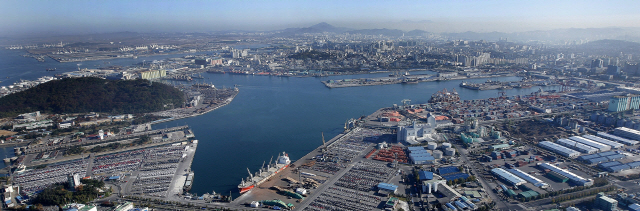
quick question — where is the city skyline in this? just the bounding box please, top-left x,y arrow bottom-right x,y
2,0 -> 640,36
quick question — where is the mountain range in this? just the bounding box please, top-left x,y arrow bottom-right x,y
276,22 -> 640,43
277,22 -> 429,37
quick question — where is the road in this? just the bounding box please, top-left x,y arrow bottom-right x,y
454,143 -> 520,211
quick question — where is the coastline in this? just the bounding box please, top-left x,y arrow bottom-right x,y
148,90 -> 239,125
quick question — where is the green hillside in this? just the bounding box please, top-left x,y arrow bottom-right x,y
0,77 -> 185,117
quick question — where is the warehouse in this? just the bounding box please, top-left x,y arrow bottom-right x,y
597,132 -> 639,146
568,136 -> 611,152
556,138 -> 598,154
409,147 -> 436,164
628,161 -> 640,169
506,168 -> 549,188
547,171 -> 569,183
491,168 -> 527,186
607,164 -> 631,173
613,127 -> 640,142
377,183 -> 398,195
583,135 -> 624,149
598,161 -> 623,169
538,141 -> 581,158
539,163 -> 594,186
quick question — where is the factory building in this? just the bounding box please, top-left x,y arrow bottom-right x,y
491,168 -> 526,186
538,163 -> 593,186
556,138 -> 598,154
614,127 -> 640,142
538,141 -> 581,158
506,168 -> 549,188
408,147 -> 435,164
597,132 -> 639,145
568,136 -> 611,152
397,119 -> 438,145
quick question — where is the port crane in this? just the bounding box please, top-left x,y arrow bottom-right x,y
321,132 -> 327,153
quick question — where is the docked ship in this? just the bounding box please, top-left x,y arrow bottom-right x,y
238,152 -> 291,194
227,70 -> 254,75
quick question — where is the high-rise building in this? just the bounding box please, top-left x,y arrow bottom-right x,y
592,59 -> 604,68
607,65 -> 621,75
609,95 -> 640,112
67,174 -> 81,190
625,63 -> 639,76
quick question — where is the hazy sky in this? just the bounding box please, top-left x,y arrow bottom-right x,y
2,0 -> 640,36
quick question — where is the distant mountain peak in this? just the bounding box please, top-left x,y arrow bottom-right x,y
310,22 -> 333,28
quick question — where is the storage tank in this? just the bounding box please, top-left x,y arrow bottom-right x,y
445,148 -> 456,156
427,142 -> 438,150
433,150 -> 443,159
442,143 -> 452,149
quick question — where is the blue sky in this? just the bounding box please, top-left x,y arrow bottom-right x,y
1,0 -> 640,36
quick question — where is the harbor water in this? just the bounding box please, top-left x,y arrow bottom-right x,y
0,49 -> 560,196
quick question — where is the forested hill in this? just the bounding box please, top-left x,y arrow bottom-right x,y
0,77 -> 185,117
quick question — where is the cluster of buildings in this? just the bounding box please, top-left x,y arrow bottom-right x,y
538,129 -> 640,159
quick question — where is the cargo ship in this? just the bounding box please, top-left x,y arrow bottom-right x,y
238,152 -> 290,194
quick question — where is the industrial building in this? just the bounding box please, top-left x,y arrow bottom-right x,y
491,168 -> 527,186
595,192 -> 618,211
599,160 -> 640,172
506,168 -> 549,188
556,138 -> 598,154
568,136 -> 611,152
377,183 -> 398,195
140,69 -> 166,80
459,196 -> 478,210
421,179 -> 445,194
538,163 -> 594,186
582,135 -> 624,149
397,119 -> 438,144
614,127 -> 640,142
418,171 -> 434,181
597,132 -> 639,146
579,151 -> 626,164
538,141 -> 581,158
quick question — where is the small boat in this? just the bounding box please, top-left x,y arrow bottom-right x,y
46,68 -> 56,71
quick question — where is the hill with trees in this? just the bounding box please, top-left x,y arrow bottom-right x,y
0,77 -> 185,117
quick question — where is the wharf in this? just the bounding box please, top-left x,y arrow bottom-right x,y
230,130 -> 350,207
322,73 -> 516,88
148,88 -> 239,125
459,80 -> 558,90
